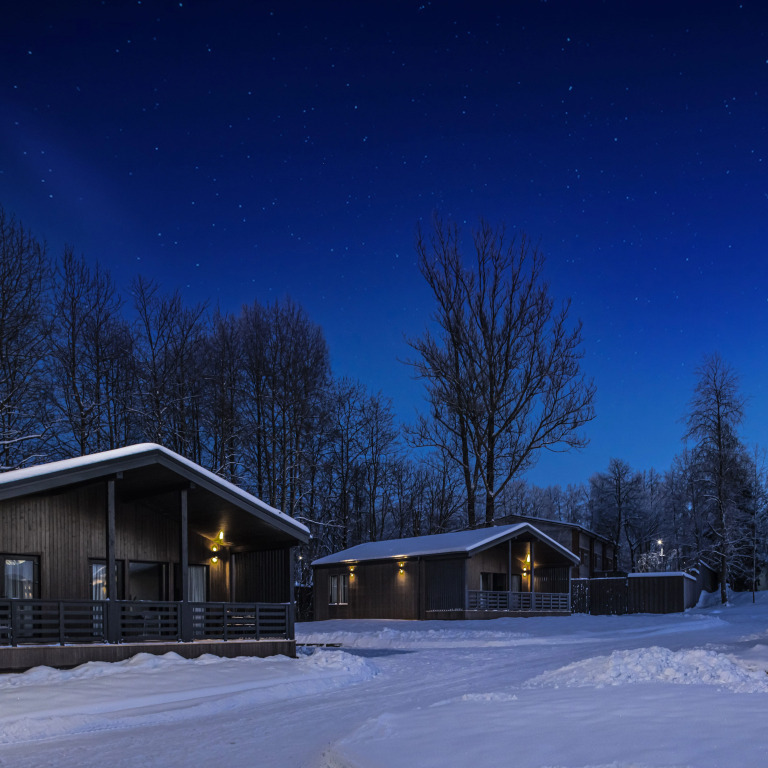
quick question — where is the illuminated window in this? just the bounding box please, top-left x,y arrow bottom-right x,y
329,573 -> 349,605
1,555 -> 39,599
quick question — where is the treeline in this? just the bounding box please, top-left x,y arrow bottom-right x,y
501,355 -> 767,596
0,207 -> 466,582
3,207 -> 764,596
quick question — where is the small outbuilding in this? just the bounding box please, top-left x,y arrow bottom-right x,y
312,523 -> 580,621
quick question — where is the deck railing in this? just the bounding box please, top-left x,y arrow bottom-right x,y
467,590 -> 570,612
0,599 -> 292,647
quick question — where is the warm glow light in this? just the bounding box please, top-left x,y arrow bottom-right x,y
211,556 -> 219,564
526,553 -> 531,563
218,531 -> 225,541
211,544 -> 219,553
657,539 -> 663,546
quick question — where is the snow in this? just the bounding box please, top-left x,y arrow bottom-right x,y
312,522 -> 578,565
1,594 -> 768,766
628,571 -> 696,580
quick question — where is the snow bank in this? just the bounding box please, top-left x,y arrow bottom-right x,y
0,649 -> 377,746
525,645 -> 768,693
298,624 -> 530,648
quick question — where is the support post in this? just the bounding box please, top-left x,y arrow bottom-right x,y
179,487 -> 192,642
287,546 -> 296,639
106,478 -> 120,643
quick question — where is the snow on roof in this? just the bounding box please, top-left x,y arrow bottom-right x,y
312,523 -> 580,566
0,443 -> 309,538
629,572 -> 696,581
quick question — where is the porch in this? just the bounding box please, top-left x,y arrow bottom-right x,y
0,598 -> 293,646
0,598 -> 295,671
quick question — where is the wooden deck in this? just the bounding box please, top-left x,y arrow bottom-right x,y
0,638 -> 296,672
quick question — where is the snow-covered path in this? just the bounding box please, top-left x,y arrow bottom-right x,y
0,594 -> 767,767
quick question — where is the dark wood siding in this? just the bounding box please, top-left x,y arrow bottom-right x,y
0,484 -> 106,599
424,559 -> 465,611
534,566 -> 570,593
234,548 -> 291,602
314,560 -> 419,620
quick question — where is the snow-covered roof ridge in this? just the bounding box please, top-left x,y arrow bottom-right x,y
0,443 -> 309,537
312,522 -> 579,566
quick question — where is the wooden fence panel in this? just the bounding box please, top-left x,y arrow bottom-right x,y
571,579 -> 590,614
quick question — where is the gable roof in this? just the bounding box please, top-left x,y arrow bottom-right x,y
496,513 -> 614,545
0,443 -> 309,544
312,522 -> 580,566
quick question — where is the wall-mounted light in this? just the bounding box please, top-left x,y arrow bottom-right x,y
211,555 -> 219,564
212,544 -> 219,553
218,530 -> 225,542
526,552 -> 531,564
398,561 -> 405,574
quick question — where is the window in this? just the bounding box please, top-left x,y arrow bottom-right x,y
329,573 -> 349,605
90,559 -> 125,600
188,565 -> 208,602
481,572 -> 508,591
1,555 -> 39,599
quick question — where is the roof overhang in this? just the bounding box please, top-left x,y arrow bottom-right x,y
0,443 -> 309,546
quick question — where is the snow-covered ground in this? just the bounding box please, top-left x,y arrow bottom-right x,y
1,593 -> 767,767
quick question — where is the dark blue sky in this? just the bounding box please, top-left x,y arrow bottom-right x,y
2,1 -> 767,486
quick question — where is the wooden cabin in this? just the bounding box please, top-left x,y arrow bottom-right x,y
0,443 -> 309,670
312,523 -> 579,621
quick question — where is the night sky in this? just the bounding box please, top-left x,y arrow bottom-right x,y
2,1 -> 767,487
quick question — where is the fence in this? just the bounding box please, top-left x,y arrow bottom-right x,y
572,573 -> 700,615
0,599 -> 292,647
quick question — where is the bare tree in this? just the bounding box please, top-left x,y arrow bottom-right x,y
409,217 -> 596,526
130,277 -> 207,457
0,207 -> 50,469
590,458 -> 644,570
239,299 -> 330,514
201,309 -> 243,482
49,248 -> 126,455
359,392 -> 399,541
407,219 -> 482,526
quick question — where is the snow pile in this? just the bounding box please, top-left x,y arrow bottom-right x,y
298,624 -> 529,649
526,645 -> 768,693
0,649 -> 377,746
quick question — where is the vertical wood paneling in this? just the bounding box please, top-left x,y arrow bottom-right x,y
234,548 -> 290,602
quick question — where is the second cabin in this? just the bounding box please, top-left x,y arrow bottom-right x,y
312,523 -> 579,621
